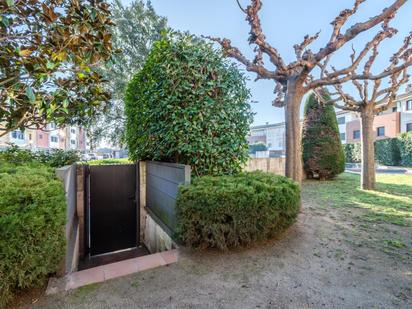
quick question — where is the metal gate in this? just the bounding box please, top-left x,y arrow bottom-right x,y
86,164 -> 139,256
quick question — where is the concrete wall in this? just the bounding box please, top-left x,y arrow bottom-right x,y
56,164 -> 79,274
143,214 -> 175,253
244,157 -> 286,175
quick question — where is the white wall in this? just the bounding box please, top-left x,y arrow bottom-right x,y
336,112 -> 356,144
266,126 -> 285,150
400,112 -> 412,133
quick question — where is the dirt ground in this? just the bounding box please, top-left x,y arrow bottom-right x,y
18,177 -> 412,309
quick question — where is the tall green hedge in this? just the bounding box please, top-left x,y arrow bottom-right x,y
0,162 -> 66,306
344,132 -> 412,167
125,32 -> 253,176
176,171 -> 300,250
302,92 -> 345,179
344,143 -> 361,163
375,138 -> 401,166
398,132 -> 412,166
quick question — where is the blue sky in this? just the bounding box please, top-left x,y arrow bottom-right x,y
123,0 -> 412,125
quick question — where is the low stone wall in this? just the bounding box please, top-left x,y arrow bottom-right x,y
244,157 -> 286,175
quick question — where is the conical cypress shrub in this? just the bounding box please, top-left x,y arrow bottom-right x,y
302,92 -> 345,179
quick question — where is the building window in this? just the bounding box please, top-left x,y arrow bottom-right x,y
407,100 -> 412,111
353,130 -> 360,139
39,134 -> 43,139
29,134 -> 32,140
11,130 -> 24,140
50,123 -> 56,129
377,126 -> 385,137
337,117 -> 345,125
407,123 -> 412,132
71,128 -> 76,134
70,139 -> 76,145
51,136 -> 58,143
340,133 -> 346,141
392,106 -> 398,112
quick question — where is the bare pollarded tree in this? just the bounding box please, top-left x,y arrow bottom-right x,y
313,30 -> 411,190
207,0 -> 411,183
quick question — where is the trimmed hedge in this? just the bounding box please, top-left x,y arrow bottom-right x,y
86,158 -> 132,165
302,92 -> 345,179
0,144 -> 79,167
176,171 -> 300,250
344,143 -> 361,163
344,132 -> 412,167
0,161 -> 66,306
125,32 -> 253,177
375,138 -> 401,166
398,132 -> 412,166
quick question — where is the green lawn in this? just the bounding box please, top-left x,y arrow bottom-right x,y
303,172 -> 412,226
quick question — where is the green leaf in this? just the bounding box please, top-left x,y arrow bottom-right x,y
6,0 -> 14,7
26,87 -> 36,103
46,61 -> 55,70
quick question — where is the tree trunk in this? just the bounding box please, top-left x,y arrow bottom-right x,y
360,108 -> 376,190
284,78 -> 304,184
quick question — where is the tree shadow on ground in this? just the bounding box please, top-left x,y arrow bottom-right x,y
302,173 -> 412,227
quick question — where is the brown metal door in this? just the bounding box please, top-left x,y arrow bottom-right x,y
87,164 -> 138,256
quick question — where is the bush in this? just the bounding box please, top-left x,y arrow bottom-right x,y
0,161 -> 66,306
302,92 -> 345,179
375,138 -> 401,166
249,142 -> 267,154
344,132 -> 412,167
87,158 -> 132,165
0,144 -> 79,167
399,131 -> 412,166
344,143 -> 362,163
125,31 -> 253,176
176,171 -> 300,250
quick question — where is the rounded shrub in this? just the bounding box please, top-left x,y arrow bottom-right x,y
302,92 -> 345,179
125,31 -> 253,176
0,162 -> 66,306
176,171 -> 300,250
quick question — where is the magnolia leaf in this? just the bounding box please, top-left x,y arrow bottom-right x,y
46,61 -> 55,70
19,49 -> 33,57
26,87 -> 36,103
52,51 -> 66,61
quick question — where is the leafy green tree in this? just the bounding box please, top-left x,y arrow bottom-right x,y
0,0 -> 115,137
125,32 -> 253,176
249,142 -> 267,154
90,0 -> 167,146
302,92 -> 345,179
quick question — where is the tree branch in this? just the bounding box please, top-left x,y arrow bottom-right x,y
245,0 -> 287,71
314,0 -> 406,63
206,36 -> 283,81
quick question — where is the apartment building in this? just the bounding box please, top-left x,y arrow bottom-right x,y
248,85 -> 412,155
0,125 -> 88,152
248,122 -> 286,157
340,85 -> 412,143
